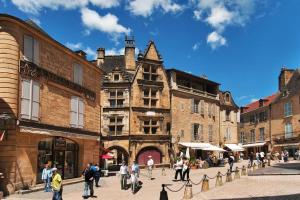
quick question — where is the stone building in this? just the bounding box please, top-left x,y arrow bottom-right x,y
0,14 -> 102,194
167,69 -> 220,157
100,38 -> 171,166
219,91 -> 240,145
240,67 -> 300,158
239,94 -> 277,157
271,68 -> 300,157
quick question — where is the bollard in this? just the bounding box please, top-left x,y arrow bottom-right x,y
241,165 -> 247,176
252,163 -> 257,171
215,172 -> 223,187
268,159 -> 271,166
160,184 -> 169,200
226,169 -> 232,182
201,175 -> 209,192
234,167 -> 240,179
162,167 -> 166,176
183,183 -> 193,200
258,162 -> 261,168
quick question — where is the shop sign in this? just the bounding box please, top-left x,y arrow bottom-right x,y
55,137 -> 66,148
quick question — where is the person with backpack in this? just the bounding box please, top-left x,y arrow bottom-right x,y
228,153 -> 234,172
92,164 -> 101,187
82,163 -> 95,199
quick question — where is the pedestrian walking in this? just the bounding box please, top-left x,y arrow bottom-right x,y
255,152 -> 260,164
182,157 -> 190,181
42,163 -> 52,192
119,161 -> 129,190
249,152 -> 254,167
93,164 -> 101,187
82,163 -> 95,199
130,171 -> 137,194
131,160 -> 140,186
260,151 -> 265,164
281,151 -> 285,162
228,153 -> 234,172
147,156 -> 154,180
173,158 -> 183,181
51,168 -> 62,200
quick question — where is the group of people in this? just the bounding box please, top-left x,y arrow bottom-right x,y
41,163 -> 63,200
82,163 -> 101,199
173,157 -> 191,181
119,159 -> 142,194
41,162 -> 101,200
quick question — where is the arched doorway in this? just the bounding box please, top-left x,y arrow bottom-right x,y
37,137 -> 78,182
137,146 -> 162,166
106,146 -> 129,171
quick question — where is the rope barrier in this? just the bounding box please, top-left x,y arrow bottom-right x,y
165,182 -> 187,193
189,177 -> 203,186
206,174 -> 218,179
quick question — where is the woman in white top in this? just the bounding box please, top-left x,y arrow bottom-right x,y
173,158 -> 183,181
119,161 -> 128,190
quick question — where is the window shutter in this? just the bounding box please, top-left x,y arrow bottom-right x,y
70,97 -> 78,127
21,80 -> 31,119
191,98 -> 194,113
191,124 -> 194,141
33,39 -> 39,65
200,100 -> 204,115
24,35 -> 33,62
78,64 -> 83,85
31,81 -> 40,120
73,64 -> 78,84
199,124 -> 203,140
78,98 -> 84,128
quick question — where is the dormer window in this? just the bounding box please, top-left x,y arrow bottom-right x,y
225,93 -> 230,102
114,74 -> 120,81
259,100 -> 264,107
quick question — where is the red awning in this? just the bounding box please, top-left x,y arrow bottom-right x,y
100,154 -> 114,159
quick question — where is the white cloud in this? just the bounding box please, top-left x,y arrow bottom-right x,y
80,7 -> 131,36
237,94 -> 254,100
89,0 -> 120,9
65,42 -> 96,59
192,0 -> 257,49
127,0 -> 183,17
192,42 -> 200,50
251,98 -> 258,103
30,17 -> 41,26
106,47 -> 139,56
84,47 -> 97,59
193,10 -> 202,20
66,42 -> 83,50
11,0 -> 120,15
11,0 -> 88,15
207,31 -> 226,49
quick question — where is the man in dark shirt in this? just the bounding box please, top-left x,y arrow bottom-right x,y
249,152 -> 254,167
82,163 -> 95,199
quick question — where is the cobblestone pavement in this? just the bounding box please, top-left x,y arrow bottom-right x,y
6,160 -> 300,200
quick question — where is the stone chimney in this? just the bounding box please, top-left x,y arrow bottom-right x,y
75,50 -> 86,59
97,48 -> 105,67
278,67 -> 294,91
124,36 -> 136,70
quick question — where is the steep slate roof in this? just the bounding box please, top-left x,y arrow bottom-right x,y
102,55 -> 125,73
25,19 -> 50,37
101,55 -> 134,82
241,93 -> 278,113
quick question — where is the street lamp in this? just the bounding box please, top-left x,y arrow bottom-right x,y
0,112 -> 16,141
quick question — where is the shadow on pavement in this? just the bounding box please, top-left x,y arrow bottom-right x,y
214,193 -> 300,200
272,162 -> 300,170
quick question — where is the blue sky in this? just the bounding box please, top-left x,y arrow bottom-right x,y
1,0 -> 300,106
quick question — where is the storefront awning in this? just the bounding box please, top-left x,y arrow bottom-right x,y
225,144 -> 244,152
273,143 -> 300,147
179,142 -> 226,152
202,145 -> 227,152
20,127 -> 99,141
242,142 -> 266,148
179,142 -> 211,149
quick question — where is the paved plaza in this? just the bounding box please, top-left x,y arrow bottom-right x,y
6,160 -> 300,200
